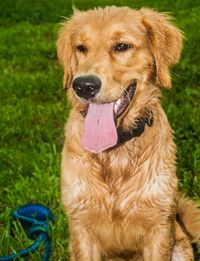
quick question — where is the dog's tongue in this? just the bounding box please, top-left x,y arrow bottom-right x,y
82,102 -> 118,153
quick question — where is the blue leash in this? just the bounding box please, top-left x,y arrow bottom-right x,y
0,203 -> 54,261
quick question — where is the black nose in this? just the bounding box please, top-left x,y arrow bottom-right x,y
72,75 -> 101,100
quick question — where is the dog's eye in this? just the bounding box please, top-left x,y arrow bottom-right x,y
114,43 -> 132,52
76,45 -> 88,53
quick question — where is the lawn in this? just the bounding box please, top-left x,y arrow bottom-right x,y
0,0 -> 199,260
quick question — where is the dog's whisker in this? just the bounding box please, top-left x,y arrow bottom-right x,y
118,86 -> 131,103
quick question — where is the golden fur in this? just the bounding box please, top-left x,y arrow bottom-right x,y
57,6 -> 200,260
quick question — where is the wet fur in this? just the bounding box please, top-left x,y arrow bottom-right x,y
57,6 -> 200,260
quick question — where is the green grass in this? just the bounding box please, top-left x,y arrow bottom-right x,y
0,0 -> 199,260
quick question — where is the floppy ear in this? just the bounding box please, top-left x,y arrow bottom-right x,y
56,20 -> 75,88
141,8 -> 183,88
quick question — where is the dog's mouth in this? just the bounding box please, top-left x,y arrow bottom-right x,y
81,81 -> 137,154
113,81 -> 137,119
82,81 -> 137,119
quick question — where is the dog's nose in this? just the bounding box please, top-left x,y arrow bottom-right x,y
72,75 -> 101,100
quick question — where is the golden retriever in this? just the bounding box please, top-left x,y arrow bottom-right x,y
57,6 -> 200,261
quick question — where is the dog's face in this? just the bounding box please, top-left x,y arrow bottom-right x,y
57,6 -> 182,131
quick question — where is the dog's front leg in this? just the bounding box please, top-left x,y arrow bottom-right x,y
69,222 -> 102,261
143,223 -> 175,261
61,143 -> 103,261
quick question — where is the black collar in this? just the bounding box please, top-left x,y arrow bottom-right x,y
117,110 -> 153,144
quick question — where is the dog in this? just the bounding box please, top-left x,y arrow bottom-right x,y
57,6 -> 200,260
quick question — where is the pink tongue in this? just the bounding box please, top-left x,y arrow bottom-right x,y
82,102 -> 118,153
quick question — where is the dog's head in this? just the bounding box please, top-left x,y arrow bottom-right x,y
57,6 -> 182,153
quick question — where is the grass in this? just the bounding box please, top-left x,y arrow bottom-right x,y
0,0 -> 199,260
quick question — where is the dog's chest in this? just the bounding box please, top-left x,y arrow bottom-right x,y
66,156 -> 160,222
66,170 -> 156,252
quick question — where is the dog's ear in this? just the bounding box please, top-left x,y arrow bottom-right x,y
56,19 -> 75,88
141,8 -> 183,89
